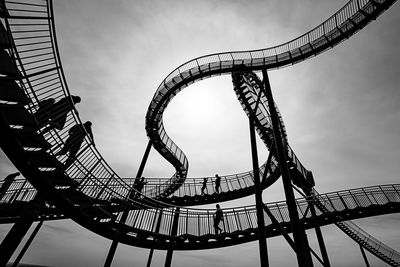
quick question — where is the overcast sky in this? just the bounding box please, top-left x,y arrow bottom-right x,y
1,0 -> 400,266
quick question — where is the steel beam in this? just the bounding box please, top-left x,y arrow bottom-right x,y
104,140 -> 152,267
308,193 -> 331,267
261,69 -> 313,267
0,203 -> 40,266
11,220 -> 44,267
249,117 -> 269,267
164,207 -> 180,267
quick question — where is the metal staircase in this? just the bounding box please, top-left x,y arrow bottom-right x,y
311,188 -> 400,266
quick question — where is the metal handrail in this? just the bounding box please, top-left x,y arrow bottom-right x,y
3,178 -> 399,238
312,186 -> 400,264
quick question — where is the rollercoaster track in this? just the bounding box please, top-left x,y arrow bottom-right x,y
0,0 -> 398,253
145,0 -> 397,194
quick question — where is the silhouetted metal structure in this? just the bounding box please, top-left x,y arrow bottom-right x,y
0,0 -> 399,266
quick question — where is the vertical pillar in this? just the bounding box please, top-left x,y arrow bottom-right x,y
249,117 -> 269,267
0,202 -> 40,266
164,249 -> 174,267
135,141 -> 153,184
307,193 -> 331,267
146,209 -> 164,267
261,147 -> 274,182
359,245 -> 370,267
104,141 -> 152,267
103,240 -> 119,267
11,220 -> 44,267
164,207 -> 180,267
146,248 -> 155,267
261,69 -> 313,267
0,220 -> 34,266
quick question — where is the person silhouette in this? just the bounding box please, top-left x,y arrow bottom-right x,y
35,95 -> 81,132
3,172 -> 20,181
214,174 -> 221,193
213,204 -> 223,234
55,121 -> 94,168
134,177 -> 147,198
201,177 -> 208,195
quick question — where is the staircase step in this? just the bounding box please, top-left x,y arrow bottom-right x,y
25,150 -> 60,168
101,220 -> 131,233
39,170 -> 77,187
57,188 -> 92,205
0,103 -> 36,127
0,79 -> 29,104
14,128 -> 49,149
57,187 -> 108,206
81,204 -> 115,219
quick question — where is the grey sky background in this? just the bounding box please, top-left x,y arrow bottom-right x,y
1,0 -> 400,266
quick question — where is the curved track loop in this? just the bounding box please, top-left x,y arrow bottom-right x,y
145,0 -> 397,193
231,71 -> 315,190
0,0 -> 398,254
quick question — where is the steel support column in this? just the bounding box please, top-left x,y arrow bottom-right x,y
0,204 -> 40,266
146,209 -> 164,267
164,207 -> 180,267
249,117 -> 269,267
359,245 -> 371,267
308,193 -> 331,267
104,141 -> 152,267
11,220 -> 44,267
261,69 -> 313,267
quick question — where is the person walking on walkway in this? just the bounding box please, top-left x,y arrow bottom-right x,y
213,204 -> 223,234
201,177 -> 208,195
134,177 -> 147,198
55,121 -> 94,168
36,95 -> 81,132
214,174 -> 221,193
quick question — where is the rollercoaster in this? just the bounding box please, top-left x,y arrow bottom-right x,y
0,0 -> 399,266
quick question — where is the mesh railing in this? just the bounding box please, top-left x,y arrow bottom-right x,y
142,161 -> 279,198
118,184 -> 400,238
0,178 -> 36,203
312,184 -> 400,264
1,174 -> 400,246
340,220 -> 400,264
0,163 -> 279,204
